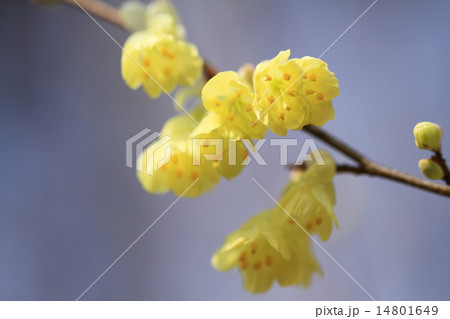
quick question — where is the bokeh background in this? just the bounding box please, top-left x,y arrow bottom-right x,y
1,0 -> 450,300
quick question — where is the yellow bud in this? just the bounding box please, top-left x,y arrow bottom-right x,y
238,63 -> 255,86
413,122 -> 443,151
418,159 -> 444,180
289,167 -> 304,183
119,1 -> 147,32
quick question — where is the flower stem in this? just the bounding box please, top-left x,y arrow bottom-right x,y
304,126 -> 450,197
60,0 -> 450,198
433,151 -> 450,185
63,0 -> 122,26
62,0 -> 219,80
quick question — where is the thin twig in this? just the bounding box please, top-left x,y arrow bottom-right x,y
304,126 -> 450,197
62,0 -> 218,80
204,61 -> 219,81
303,125 -> 369,165
59,0 -> 450,198
433,151 -> 450,185
336,164 -> 365,174
63,0 -> 122,27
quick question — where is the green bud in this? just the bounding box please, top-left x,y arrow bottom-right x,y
418,158 -> 444,180
413,121 -> 443,151
238,63 -> 255,86
119,1 -> 147,32
146,0 -> 186,39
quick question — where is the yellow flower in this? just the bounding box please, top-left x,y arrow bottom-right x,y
253,50 -> 307,136
276,151 -> 337,241
212,209 -> 322,293
121,31 -> 203,98
253,50 -> 339,136
137,107 -> 252,196
119,1 -> 147,32
294,56 -> 339,126
201,71 -> 267,139
146,0 -> 186,39
190,117 -> 250,179
136,114 -> 220,197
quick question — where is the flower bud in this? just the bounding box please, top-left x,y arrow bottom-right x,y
289,167 -> 304,183
146,0 -> 185,39
119,1 -> 147,32
413,121 -> 443,151
238,63 -> 254,86
418,158 -> 444,180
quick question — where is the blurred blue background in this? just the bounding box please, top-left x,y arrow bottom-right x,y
1,0 -> 450,300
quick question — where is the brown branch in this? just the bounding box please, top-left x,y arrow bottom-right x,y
433,151 -> 450,185
303,125 -> 369,164
304,126 -> 450,197
336,164 -> 365,174
60,0 -> 450,198
62,0 -> 218,80
204,61 -> 219,81
63,0 -> 122,27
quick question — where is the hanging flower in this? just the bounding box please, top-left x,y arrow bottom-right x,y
121,31 -> 203,98
276,150 -> 338,241
200,71 -> 267,139
212,209 -> 322,293
253,50 -> 339,136
136,113 -> 220,197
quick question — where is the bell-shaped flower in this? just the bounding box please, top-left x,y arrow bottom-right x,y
253,50 -> 339,136
294,56 -> 339,126
276,151 -> 338,241
136,113 -> 220,197
212,209 -> 322,293
253,50 -> 309,136
190,116 -> 250,179
121,31 -> 203,98
201,71 -> 267,139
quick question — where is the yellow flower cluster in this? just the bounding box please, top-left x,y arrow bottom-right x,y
124,1 -> 341,295
212,209 -> 322,293
203,50 -> 339,137
121,0 -> 203,98
212,151 -> 338,293
255,51 -> 339,135
136,109 -> 249,197
194,71 -> 268,139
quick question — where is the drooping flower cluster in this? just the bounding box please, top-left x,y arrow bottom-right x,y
137,111 -> 216,197
120,0 -> 203,98
201,50 -> 339,137
41,0 -> 347,296
117,0 -> 344,295
136,107 -> 250,197
212,209 -> 322,293
135,50 -> 339,198
212,151 -> 338,293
